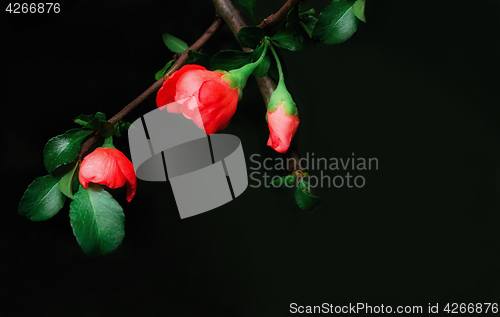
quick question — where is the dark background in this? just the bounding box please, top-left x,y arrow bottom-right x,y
3,0 -> 500,315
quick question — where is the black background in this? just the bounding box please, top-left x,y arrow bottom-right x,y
3,0 -> 500,316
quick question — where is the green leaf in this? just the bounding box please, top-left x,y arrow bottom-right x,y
295,188 -> 322,211
80,116 -> 113,137
300,15 -> 318,38
271,6 -> 315,52
211,50 -> 253,72
74,114 -> 94,126
270,176 -> 286,187
58,162 -> 79,199
298,179 -> 310,190
155,59 -> 175,80
294,179 -> 321,211
272,26 -> 314,52
94,112 -> 107,122
286,174 -> 297,185
187,50 -> 210,66
69,185 -> 125,256
312,0 -> 359,45
210,44 -> 264,72
285,7 -> 300,29
238,26 -> 265,48
82,117 -> 101,131
269,174 -> 296,188
352,0 -> 366,23
98,121 -> 115,138
43,128 -> 93,173
77,112 -> 113,137
235,0 -> 257,21
114,121 -> 132,138
162,33 -> 189,54
252,55 -> 271,77
18,174 -> 66,221
299,8 -> 316,16
74,112 -> 106,126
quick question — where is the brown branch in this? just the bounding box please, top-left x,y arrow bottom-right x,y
213,0 -> 304,173
258,0 -> 303,30
77,17 -> 223,161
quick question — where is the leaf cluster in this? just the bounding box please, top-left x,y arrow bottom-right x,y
235,0 -> 366,53
156,33 -> 211,79
208,0 -> 366,79
18,112 -> 132,255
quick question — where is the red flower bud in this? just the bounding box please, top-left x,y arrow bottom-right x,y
156,64 -> 240,135
267,102 -> 300,153
265,73 -> 300,154
79,147 -> 137,202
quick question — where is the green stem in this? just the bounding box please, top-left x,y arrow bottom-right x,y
269,43 -> 285,87
299,8 -> 315,16
102,136 -> 115,149
227,41 -> 269,90
298,20 -> 313,38
74,119 -> 88,126
251,41 -> 269,68
267,42 -> 297,115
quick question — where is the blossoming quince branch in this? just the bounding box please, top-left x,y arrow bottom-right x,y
78,17 -> 223,161
78,0 -> 306,170
213,0 -> 305,173
20,0 -> 346,255
77,0 -> 304,162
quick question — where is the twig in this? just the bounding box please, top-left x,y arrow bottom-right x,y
212,0 -> 304,173
258,0 -> 302,30
77,17 -> 223,161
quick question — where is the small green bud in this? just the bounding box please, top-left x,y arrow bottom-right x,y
267,80 -> 297,116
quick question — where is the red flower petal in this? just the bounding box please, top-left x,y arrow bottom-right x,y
79,171 -> 90,189
156,65 -> 238,134
113,150 -> 137,202
197,79 -> 239,135
79,147 -> 137,202
267,103 -> 300,153
175,68 -> 223,102
179,96 -> 205,130
156,64 -> 206,109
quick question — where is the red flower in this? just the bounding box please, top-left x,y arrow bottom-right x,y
267,103 -> 300,153
79,147 -> 137,202
156,64 -> 240,135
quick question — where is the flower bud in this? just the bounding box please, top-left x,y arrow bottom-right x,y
156,44 -> 268,135
156,65 -> 240,135
79,147 -> 137,202
266,83 -> 300,153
